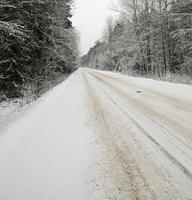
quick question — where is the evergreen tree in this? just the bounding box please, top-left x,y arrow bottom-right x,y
0,0 -> 79,99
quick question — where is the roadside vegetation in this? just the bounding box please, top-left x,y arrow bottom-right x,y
0,0 -> 79,101
81,0 -> 192,84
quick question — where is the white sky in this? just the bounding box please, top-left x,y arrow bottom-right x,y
72,0 -> 119,55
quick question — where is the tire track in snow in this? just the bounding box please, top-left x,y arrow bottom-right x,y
89,72 -> 192,179
90,71 -> 192,145
83,72 -> 157,200
82,69 -> 192,199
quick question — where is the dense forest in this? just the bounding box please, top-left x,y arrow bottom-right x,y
0,0 -> 79,100
82,0 -> 192,79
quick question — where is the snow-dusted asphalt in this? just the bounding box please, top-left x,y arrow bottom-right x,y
0,68 -> 192,200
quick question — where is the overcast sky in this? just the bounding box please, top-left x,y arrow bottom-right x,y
72,0 -> 119,55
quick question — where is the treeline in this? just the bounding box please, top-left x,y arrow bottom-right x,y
0,0 -> 79,100
82,0 -> 192,78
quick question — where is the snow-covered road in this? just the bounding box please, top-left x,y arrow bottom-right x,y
0,68 -> 192,200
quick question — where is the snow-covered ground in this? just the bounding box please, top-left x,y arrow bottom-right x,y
0,68 -> 192,200
0,100 -> 26,133
0,72 -> 93,200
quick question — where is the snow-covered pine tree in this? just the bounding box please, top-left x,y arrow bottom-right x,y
0,0 -> 79,99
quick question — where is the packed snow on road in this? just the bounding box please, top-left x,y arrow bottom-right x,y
0,68 -> 192,200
